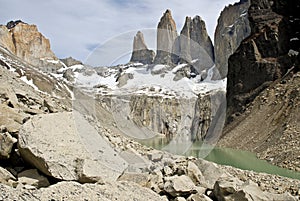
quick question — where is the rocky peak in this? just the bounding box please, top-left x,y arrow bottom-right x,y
130,31 -> 155,64
0,21 -> 62,72
213,0 -> 251,79
178,15 -> 214,72
154,9 -> 178,65
133,31 -> 148,50
60,56 -> 82,67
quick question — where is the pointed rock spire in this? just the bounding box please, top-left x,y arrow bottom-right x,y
179,15 -> 214,64
154,9 -> 178,65
130,31 -> 155,64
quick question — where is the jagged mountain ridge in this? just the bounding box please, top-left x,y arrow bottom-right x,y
130,9 -> 214,75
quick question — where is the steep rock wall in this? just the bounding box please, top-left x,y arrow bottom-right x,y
214,0 -> 251,79
226,0 -> 300,122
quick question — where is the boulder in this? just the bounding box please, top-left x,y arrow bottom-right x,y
17,169 -> 50,188
116,72 -> 134,87
154,9 -> 178,65
18,111 -> 128,182
63,68 -> 75,82
0,132 -> 17,158
0,104 -> 26,133
117,172 -> 149,187
147,150 -> 163,162
194,159 -> 228,188
187,161 -> 204,185
0,167 -> 16,186
146,169 -> 164,194
187,193 -> 212,201
0,181 -> 166,201
130,31 -> 155,64
163,175 -> 197,197
212,178 -> 297,201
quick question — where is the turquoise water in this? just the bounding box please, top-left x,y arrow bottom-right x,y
138,136 -> 300,180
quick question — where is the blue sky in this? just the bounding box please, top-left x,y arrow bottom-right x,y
1,0 -> 237,64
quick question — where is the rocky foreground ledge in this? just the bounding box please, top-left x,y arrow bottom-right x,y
1,109 -> 299,201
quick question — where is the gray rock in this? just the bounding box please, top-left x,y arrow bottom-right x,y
0,167 -> 16,186
164,175 -> 197,197
116,73 -> 134,87
60,56 -> 82,67
18,111 -> 128,182
147,150 -> 163,162
187,161 -> 204,185
0,181 -> 166,201
130,31 -> 155,64
187,193 -> 212,201
0,132 -> 17,159
179,16 -> 214,71
0,104 -> 25,133
146,169 -> 164,194
63,68 -> 75,82
212,178 -> 297,201
117,172 -> 149,187
154,9 -> 178,65
214,0 -> 251,79
175,197 -> 186,201
163,166 -> 173,176
194,159 -> 229,188
17,169 -> 50,188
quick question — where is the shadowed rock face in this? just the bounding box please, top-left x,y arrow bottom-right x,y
214,0 -> 251,79
226,0 -> 300,122
130,31 -> 155,64
0,21 -> 62,71
154,9 -> 178,65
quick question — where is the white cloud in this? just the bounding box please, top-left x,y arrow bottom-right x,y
0,0 -> 237,64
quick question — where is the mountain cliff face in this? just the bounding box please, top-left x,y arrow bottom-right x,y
213,0 -> 251,79
219,0 -> 300,171
130,31 -> 155,64
0,21 -> 63,71
226,0 -> 300,122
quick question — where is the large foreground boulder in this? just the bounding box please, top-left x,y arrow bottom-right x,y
18,111 -> 128,182
0,181 -> 166,201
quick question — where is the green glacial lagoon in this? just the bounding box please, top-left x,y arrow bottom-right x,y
138,136 -> 300,180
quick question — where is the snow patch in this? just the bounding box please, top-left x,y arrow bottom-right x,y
20,76 -> 41,92
172,64 -> 188,73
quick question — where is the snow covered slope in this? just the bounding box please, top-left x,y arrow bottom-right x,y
52,62 -> 226,99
